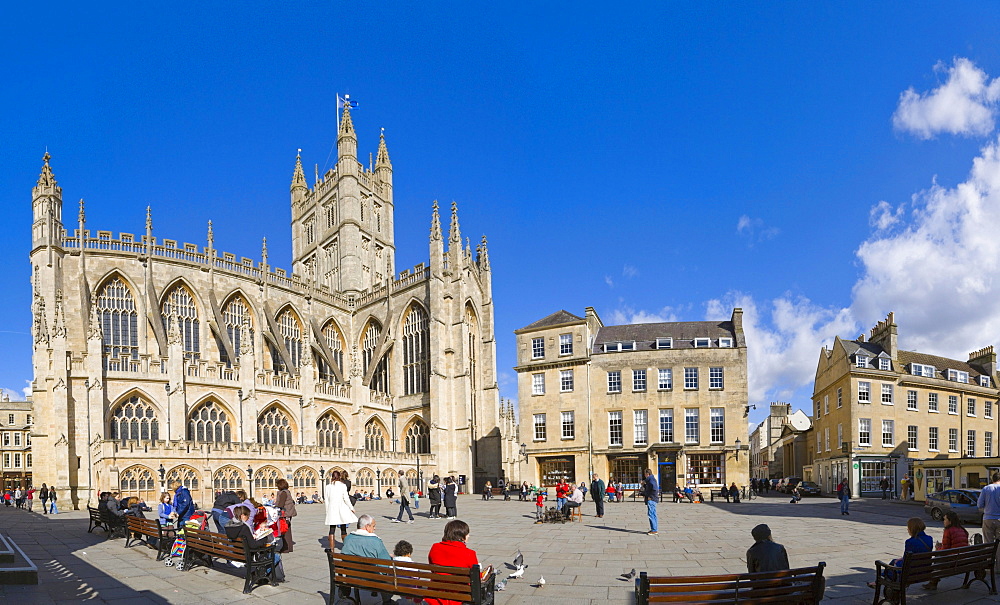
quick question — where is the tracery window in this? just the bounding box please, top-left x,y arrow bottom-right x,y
362,320 -> 389,393
402,305 -> 430,395
318,321 -> 345,382
253,465 -> 280,492
109,396 -> 160,441
365,418 -> 387,451
187,400 -> 232,443
381,469 -> 398,490
221,295 -> 253,367
404,419 -> 430,454
166,465 -> 199,492
119,465 -> 157,503
356,468 -> 375,488
317,412 -> 345,448
293,467 -> 317,490
96,277 -> 139,369
213,466 -> 244,491
277,308 -> 303,369
258,405 -> 293,445
161,284 -> 200,359
405,470 -> 419,490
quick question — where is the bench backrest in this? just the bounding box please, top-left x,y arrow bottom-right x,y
640,563 -> 826,604
901,541 -> 999,584
328,550 -> 490,603
125,515 -> 161,533
184,528 -> 247,563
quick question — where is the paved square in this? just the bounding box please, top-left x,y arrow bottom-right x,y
0,493 -> 997,603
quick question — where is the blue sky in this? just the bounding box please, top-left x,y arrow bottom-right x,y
4,3 -> 1000,428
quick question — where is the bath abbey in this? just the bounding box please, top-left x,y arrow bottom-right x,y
28,103 -> 508,508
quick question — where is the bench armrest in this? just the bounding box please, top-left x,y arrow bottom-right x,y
874,559 -> 900,574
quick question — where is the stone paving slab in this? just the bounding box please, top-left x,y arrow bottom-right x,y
0,493 -> 997,603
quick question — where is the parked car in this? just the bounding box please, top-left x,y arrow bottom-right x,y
924,489 -> 983,524
796,481 -> 821,496
777,477 -> 802,493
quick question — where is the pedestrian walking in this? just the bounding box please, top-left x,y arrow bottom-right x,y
26,485 -> 34,512
39,483 -> 48,514
324,470 -> 357,549
48,486 -> 57,514
274,478 -> 297,553
590,473 -> 605,519
14,487 -> 22,508
393,478 -> 414,524
443,476 -> 458,519
642,469 -> 659,535
976,471 -> 1000,569
519,481 -> 528,501
534,492 -> 544,522
880,477 -> 890,500
839,479 -> 851,515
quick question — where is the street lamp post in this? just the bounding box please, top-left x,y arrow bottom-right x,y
376,469 -> 381,496
247,466 -> 254,498
158,464 -> 166,492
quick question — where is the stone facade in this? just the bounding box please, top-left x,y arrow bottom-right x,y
0,396 -> 33,491
28,105 -> 503,509
749,403 -> 812,481
812,312 -> 1000,498
512,307 -> 749,493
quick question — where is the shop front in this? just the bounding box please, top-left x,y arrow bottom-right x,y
653,448 -> 680,494
606,454 -> 647,491
684,452 -> 725,488
537,455 -> 576,487
857,456 -> 899,497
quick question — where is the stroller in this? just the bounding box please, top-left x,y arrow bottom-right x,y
165,511 -> 209,570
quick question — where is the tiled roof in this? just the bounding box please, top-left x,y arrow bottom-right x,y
841,340 -> 888,357
518,310 -> 584,332
594,320 -> 735,352
897,350 -> 986,378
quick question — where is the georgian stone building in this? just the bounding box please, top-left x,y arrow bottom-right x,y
812,313 -> 1000,498
0,395 -> 33,491
513,307 -> 749,493
28,104 -> 502,509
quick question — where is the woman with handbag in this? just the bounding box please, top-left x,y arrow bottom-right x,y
274,479 -> 296,553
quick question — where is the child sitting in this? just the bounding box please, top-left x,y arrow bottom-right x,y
392,540 -> 421,603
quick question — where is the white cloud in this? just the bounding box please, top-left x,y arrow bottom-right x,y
893,58 -> 1000,139
870,200 -> 905,231
622,264 -> 638,278
706,294 -> 856,404
604,275 -> 614,288
736,214 -> 779,245
608,305 -> 679,325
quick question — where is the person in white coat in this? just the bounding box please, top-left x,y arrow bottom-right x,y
325,470 -> 358,549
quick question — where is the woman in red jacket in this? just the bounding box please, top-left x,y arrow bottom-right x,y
426,520 -> 484,605
923,510 -> 969,589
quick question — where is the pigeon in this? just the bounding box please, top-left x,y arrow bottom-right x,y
508,567 -> 525,579
496,578 -> 508,591
622,568 -> 637,580
538,576 -> 546,587
513,550 -> 524,569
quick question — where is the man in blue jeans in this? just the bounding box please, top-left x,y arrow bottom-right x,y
840,479 -> 851,515
642,469 -> 659,535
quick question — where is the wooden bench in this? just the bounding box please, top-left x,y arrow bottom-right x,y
709,489 -> 726,502
87,506 -> 126,538
123,515 -> 176,561
180,527 -> 278,594
325,549 -> 495,605
872,541 -> 998,605
636,563 -> 827,604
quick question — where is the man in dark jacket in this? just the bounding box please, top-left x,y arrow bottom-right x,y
642,469 -> 659,535
746,524 -> 790,573
173,485 -> 195,526
590,473 -> 606,518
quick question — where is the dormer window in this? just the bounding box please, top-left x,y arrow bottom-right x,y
979,375 -> 991,388
603,343 -> 619,353
948,369 -> 970,384
911,363 -> 935,378
878,358 -> 891,371
718,337 -> 733,348
856,355 -> 869,368
655,338 -> 673,349
620,341 -> 635,351
694,338 -> 711,348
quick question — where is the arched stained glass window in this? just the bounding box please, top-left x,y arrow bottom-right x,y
356,468 -> 374,488
96,277 -> 139,369
162,284 -> 200,359
404,419 -> 430,454
293,467 -> 317,489
109,396 -> 160,441
365,418 -> 386,451
213,466 -> 244,491
221,295 -> 253,366
318,321 -> 345,382
278,309 -> 302,369
403,305 -> 430,395
258,406 -> 293,445
187,400 -> 232,443
119,465 -> 157,503
166,465 -> 199,491
362,320 -> 389,393
317,412 -> 344,449
254,465 -> 281,492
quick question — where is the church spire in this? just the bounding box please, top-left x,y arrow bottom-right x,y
291,148 -> 307,191
479,234 -> 490,271
36,152 -> 58,190
449,201 -> 461,245
430,200 -> 442,241
337,96 -> 358,160
376,128 -> 391,168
